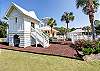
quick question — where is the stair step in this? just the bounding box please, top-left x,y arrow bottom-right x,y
31,27 -> 49,48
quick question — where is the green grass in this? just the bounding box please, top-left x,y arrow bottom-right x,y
0,49 -> 100,71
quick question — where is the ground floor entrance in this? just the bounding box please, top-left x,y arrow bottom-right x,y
13,34 -> 20,47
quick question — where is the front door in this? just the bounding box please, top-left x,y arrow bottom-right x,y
13,34 -> 20,47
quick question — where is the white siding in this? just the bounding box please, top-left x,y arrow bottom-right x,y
24,17 -> 31,33
8,6 -> 39,47
8,8 -> 24,33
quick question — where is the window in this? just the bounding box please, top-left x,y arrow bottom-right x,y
31,22 -> 35,28
15,17 -> 17,23
41,24 -> 43,27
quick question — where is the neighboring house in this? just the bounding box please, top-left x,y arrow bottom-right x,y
39,17 -> 58,37
68,28 -> 92,43
6,2 -> 49,48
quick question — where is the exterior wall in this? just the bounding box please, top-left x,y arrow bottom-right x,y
35,23 -> 39,29
23,17 -> 31,47
68,33 -> 92,43
9,33 -> 24,47
39,22 -> 48,28
8,8 -> 24,33
8,8 -> 25,47
23,16 -> 39,47
7,6 -> 39,47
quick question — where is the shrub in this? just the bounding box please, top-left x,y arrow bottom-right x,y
83,40 -> 97,48
73,40 -> 100,55
93,41 -> 100,54
82,48 -> 95,55
73,39 -> 86,51
49,37 -> 57,43
98,38 -> 100,41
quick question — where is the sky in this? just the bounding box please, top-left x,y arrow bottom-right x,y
0,0 -> 100,28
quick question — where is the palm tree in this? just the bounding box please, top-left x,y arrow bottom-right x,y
47,18 -> 57,37
76,0 -> 100,40
61,12 -> 75,39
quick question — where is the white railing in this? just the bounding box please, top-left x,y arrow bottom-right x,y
36,28 -> 49,41
31,27 -> 49,47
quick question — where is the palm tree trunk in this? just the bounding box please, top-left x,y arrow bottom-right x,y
65,23 -> 68,40
87,0 -> 95,40
51,27 -> 53,37
89,13 -> 95,40
87,29 -> 89,40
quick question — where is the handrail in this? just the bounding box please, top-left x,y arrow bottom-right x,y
31,27 -> 44,38
31,32 -> 44,46
31,27 -> 49,43
36,28 -> 49,39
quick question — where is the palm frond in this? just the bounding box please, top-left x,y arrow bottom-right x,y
61,12 -> 75,23
76,0 -> 87,8
47,18 -> 57,28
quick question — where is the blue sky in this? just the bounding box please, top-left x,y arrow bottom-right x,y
0,0 -> 100,28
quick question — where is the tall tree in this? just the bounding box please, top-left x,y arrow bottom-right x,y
47,18 -> 57,37
61,12 -> 75,39
76,0 -> 100,40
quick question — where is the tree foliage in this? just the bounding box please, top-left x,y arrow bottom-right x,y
76,0 -> 100,15
75,0 -> 100,40
94,20 -> 100,35
0,20 -> 8,38
47,18 -> 57,37
61,12 -> 75,38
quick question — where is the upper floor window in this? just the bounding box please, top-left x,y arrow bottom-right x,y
15,17 -> 17,23
41,24 -> 43,27
31,22 -> 35,28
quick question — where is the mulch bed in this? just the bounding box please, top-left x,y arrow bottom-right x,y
0,42 -> 77,58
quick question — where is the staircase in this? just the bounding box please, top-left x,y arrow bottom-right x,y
31,27 -> 49,48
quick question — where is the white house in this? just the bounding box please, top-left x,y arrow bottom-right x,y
6,2 -> 49,48
68,28 -> 92,43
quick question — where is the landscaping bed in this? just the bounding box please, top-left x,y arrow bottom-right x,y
0,43 -> 77,59
72,39 -> 100,61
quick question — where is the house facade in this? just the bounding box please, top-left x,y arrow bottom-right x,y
68,28 -> 92,43
39,17 -> 58,37
6,2 -> 49,48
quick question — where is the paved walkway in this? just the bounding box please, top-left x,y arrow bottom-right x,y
0,43 -> 77,58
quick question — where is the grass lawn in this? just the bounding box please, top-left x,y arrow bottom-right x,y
0,49 -> 100,71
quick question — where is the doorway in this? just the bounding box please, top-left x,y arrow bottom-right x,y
13,34 -> 20,47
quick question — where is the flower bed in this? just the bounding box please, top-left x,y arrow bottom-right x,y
72,39 -> 100,60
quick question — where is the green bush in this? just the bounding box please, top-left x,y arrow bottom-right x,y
93,41 -> 100,54
73,40 -> 100,55
94,47 -> 100,54
49,37 -> 57,43
82,48 -> 95,55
